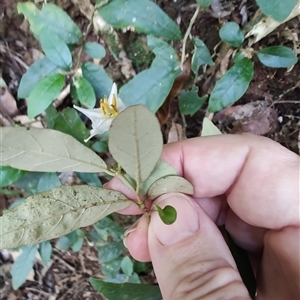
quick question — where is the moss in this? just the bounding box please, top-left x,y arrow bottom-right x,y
124,35 -> 154,72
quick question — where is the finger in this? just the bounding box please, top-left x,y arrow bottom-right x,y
257,226 -> 300,299
148,193 -> 251,300
161,133 -> 299,230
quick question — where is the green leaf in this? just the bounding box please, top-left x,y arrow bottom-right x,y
109,105 -> 163,182
14,172 -> 45,195
0,186 -> 131,248
178,86 -> 207,116
219,22 -> 244,48
51,108 -> 91,144
90,279 -> 162,300
256,0 -> 297,22
256,46 -> 298,68
11,245 -> 38,290
97,241 -> 124,263
154,205 -> 177,225
196,0 -> 213,8
39,27 -> 72,70
82,62 -> 113,99
0,166 -> 26,188
139,159 -> 177,195
76,172 -> 102,187
56,231 -> 78,250
84,42 -> 106,59
121,256 -> 134,276
17,2 -> 82,44
71,76 -> 96,108
92,141 -> 108,153
148,175 -> 194,199
98,0 -> 181,40
191,38 -> 214,74
94,217 -> 125,241
39,241 -> 52,266
1,127 -> 107,173
27,73 -> 65,118
208,58 -> 254,112
201,118 -> 222,136
101,258 -> 123,278
119,36 -> 181,112
37,173 -> 61,192
18,57 -> 60,99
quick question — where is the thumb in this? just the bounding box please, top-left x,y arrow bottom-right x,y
149,193 -> 251,300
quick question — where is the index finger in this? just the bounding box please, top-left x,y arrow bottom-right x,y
161,133 -> 299,230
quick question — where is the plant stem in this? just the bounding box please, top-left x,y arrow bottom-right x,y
180,5 -> 201,69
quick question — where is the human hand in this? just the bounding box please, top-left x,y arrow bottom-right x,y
106,133 -> 299,299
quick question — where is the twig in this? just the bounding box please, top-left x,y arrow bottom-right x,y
180,5 -> 201,69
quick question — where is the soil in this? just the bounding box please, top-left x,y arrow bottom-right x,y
1,0 -> 299,299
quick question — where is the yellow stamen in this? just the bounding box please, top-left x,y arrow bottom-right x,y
99,95 -> 119,117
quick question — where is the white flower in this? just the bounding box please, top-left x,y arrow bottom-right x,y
74,83 -> 126,142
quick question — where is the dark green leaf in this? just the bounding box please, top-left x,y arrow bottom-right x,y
191,38 -> 214,74
27,73 -> 65,118
208,58 -> 254,112
71,76 -> 96,108
17,3 -> 82,44
120,36 -> 180,112
196,0 -> 213,8
233,52 -> 245,63
219,22 -> 244,47
256,46 -> 298,68
97,241 -> 124,263
256,0 -> 297,21
155,204 -> 177,225
98,0 -> 181,40
82,62 -> 112,99
94,217 -> 125,241
37,173 -> 61,192
72,237 -> 84,252
39,241 -> 52,266
14,172 -> 45,194
0,166 -> 26,188
40,27 -> 72,70
51,108 -> 91,144
76,172 -> 102,187
178,86 -> 207,116
90,279 -> 162,300
121,256 -> 134,276
11,245 -> 37,290
84,42 -> 106,59
18,57 -> 60,99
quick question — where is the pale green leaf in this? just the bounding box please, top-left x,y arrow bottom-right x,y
121,256 -> 133,276
109,105 -> 163,182
97,241 -> 124,263
90,279 -> 162,300
201,118 -> 222,136
37,173 -> 61,192
148,175 -> 194,199
256,46 -> 298,68
27,73 -> 65,118
0,186 -> 131,248
11,245 -> 37,290
139,159 -> 177,195
191,38 -> 214,74
208,58 -> 254,112
0,127 -> 107,173
256,0 -> 297,21
40,27 -> 72,70
84,42 -> 106,59
18,57 -> 60,99
98,0 -> 181,40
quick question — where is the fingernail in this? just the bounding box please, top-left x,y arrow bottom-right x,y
150,193 -> 200,245
123,219 -> 139,248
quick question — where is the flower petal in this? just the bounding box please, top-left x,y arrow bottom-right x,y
108,82 -> 118,105
85,118 -> 112,142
